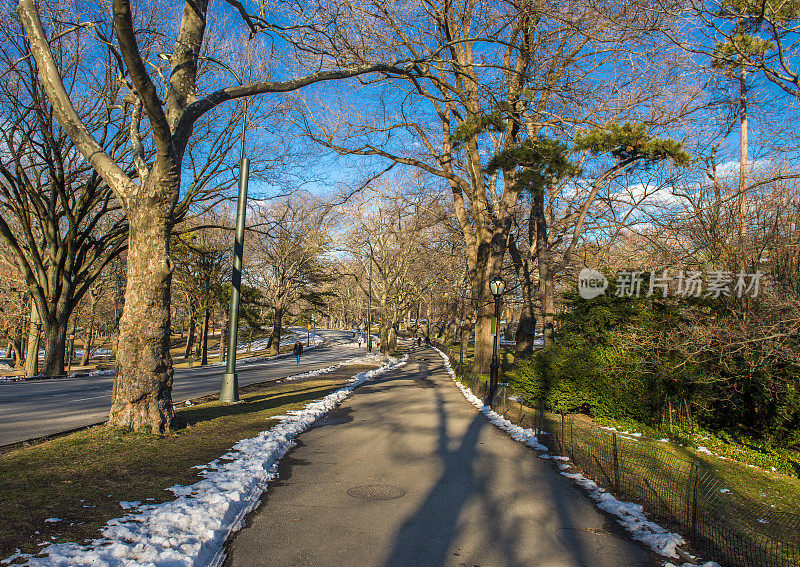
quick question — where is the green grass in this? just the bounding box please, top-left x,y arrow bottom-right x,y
584,415 -> 800,514
0,366 -> 373,559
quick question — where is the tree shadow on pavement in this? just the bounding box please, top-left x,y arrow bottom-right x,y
381,382 -> 488,567
377,352 -> 653,567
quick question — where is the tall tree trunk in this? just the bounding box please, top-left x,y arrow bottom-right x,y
379,295 -> 389,353
533,189 -> 555,346
25,302 -> 40,377
270,307 -> 283,355
108,208 -> 174,434
515,301 -> 537,357
444,321 -> 457,348
388,324 -> 398,354
460,323 -> 468,366
11,338 -> 24,369
217,314 -> 228,363
81,326 -> 92,366
199,306 -> 210,365
425,301 -> 432,340
40,315 -> 67,376
737,66 -> 748,270
509,240 -> 537,357
80,290 -> 97,366
472,294 -> 494,373
184,311 -> 196,360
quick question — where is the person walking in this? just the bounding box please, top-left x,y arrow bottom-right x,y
293,340 -> 303,365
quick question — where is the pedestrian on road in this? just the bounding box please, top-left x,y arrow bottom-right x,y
425,336 -> 430,346
293,340 -> 303,365
358,335 -> 363,349
417,337 -> 421,347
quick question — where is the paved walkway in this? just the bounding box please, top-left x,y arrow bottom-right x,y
224,346 -> 657,567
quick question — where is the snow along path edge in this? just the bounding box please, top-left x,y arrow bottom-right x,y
2,354 -> 408,567
431,347 -> 715,565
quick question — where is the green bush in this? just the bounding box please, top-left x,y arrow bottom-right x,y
510,283 -> 800,453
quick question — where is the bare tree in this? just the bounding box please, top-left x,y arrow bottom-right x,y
248,195 -> 332,355
0,11 -> 128,376
17,0 -> 419,432
291,0 -> 698,369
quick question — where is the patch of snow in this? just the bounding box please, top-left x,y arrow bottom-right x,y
43,519 -> 61,523
664,563 -> 721,567
696,446 -> 713,455
88,369 -> 114,377
0,549 -> 23,566
2,353 -> 406,567
561,472 -> 685,558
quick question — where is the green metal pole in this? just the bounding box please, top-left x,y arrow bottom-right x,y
220,101 -> 249,403
486,295 -> 501,406
368,261 -> 372,352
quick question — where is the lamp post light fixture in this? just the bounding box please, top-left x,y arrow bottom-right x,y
219,72 -> 249,404
486,275 -> 506,406
66,327 -> 76,374
367,260 -> 373,352
158,52 -> 250,402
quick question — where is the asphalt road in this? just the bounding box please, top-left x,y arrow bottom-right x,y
0,329 -> 366,446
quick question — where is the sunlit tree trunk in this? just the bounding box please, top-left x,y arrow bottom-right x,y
108,198 -> 175,433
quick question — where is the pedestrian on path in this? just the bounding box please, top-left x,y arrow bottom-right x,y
292,340 -> 303,365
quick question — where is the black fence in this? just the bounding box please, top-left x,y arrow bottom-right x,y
445,352 -> 800,567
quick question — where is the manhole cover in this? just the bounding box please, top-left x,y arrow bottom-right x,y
346,484 -> 406,500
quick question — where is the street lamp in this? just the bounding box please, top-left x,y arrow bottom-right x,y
219,69 -> 249,403
486,275 -> 506,406
158,53 -> 249,402
367,260 -> 373,352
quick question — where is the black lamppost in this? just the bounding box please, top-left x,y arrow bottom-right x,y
163,53 -> 249,403
486,275 -> 506,406
66,326 -> 76,374
367,260 -> 373,352
220,76 -> 249,403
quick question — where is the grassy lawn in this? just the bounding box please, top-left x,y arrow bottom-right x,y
0,366 -> 373,559
519,409 -> 800,565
